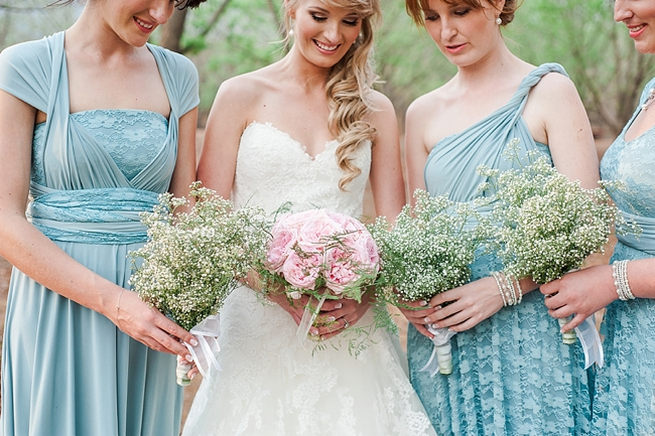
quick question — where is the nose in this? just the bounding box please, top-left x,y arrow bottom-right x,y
323,20 -> 340,43
614,0 -> 633,22
440,18 -> 457,41
150,0 -> 175,24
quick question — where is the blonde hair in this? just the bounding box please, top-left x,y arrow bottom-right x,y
285,0 -> 381,190
405,0 -> 520,26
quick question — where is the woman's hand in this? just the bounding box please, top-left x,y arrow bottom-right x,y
398,299 -> 436,339
540,265 -> 617,331
111,289 -> 196,362
267,291 -> 371,339
423,276 -> 505,333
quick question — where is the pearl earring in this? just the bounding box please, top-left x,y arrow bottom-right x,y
288,28 -> 294,37
496,17 -> 502,25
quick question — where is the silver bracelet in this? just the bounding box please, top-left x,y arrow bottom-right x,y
612,260 -> 635,300
492,271 -> 508,306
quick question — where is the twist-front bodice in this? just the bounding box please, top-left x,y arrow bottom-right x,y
232,122 -> 371,218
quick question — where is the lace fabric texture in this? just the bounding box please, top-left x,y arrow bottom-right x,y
410,64 -> 593,435
182,122 -> 435,436
593,79 -> 655,435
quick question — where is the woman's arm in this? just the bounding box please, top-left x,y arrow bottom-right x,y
542,258 -> 655,331
0,90 -> 195,357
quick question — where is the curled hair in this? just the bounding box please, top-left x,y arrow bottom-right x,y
285,0 -> 381,190
406,0 -> 520,26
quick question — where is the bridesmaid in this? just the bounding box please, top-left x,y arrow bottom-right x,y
401,0 -> 600,434
541,1 -> 655,434
0,0 -> 204,435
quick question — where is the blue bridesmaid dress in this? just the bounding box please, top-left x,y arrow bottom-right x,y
592,77 -> 655,435
0,32 -> 198,435
407,64 -> 592,435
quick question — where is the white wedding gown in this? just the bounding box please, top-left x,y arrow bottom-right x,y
182,122 -> 436,436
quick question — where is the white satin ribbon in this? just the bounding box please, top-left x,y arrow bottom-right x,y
419,325 -> 457,377
296,296 -> 327,346
177,314 -> 221,386
574,316 -> 604,369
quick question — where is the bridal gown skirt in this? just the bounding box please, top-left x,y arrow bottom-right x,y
182,286 -> 436,436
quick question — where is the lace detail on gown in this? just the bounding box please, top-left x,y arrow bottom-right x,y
183,122 -> 435,436
594,85 -> 655,435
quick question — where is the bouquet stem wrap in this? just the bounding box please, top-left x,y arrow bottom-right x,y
420,326 -> 457,376
296,296 -> 327,345
176,314 -> 221,386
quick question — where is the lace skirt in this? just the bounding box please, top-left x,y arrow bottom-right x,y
591,242 -> 655,435
182,286 -> 436,436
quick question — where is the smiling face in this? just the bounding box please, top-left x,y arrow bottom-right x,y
614,0 -> 655,54
421,0 -> 502,68
96,0 -> 176,47
287,0 -> 364,69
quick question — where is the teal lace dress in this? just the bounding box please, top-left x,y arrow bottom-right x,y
407,64 -> 592,435
593,77 -> 655,435
0,32 -> 198,435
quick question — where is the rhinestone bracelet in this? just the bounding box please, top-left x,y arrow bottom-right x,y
612,260 -> 635,300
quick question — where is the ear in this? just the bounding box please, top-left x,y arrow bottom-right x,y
284,0 -> 296,20
492,0 -> 506,13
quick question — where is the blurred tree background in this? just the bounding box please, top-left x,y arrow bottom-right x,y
2,0 -> 653,136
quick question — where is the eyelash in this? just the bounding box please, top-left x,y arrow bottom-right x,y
424,7 -> 471,21
310,13 -> 359,26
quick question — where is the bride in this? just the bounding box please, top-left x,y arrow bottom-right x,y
182,0 -> 435,435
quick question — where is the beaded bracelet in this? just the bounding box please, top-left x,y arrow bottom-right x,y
492,271 -> 523,306
612,260 -> 635,300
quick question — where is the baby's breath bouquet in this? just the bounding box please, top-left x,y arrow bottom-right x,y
478,140 -> 628,365
130,182 -> 268,385
369,189 -> 484,375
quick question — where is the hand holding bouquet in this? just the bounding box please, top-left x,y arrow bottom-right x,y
130,182 -> 268,385
260,209 -> 380,356
369,189 -> 483,375
478,140 -> 633,367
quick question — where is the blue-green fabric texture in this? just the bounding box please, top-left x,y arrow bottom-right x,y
592,77 -> 655,435
0,31 -> 198,436
409,63 -> 592,435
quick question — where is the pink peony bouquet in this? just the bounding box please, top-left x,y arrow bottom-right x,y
264,209 -> 380,302
260,209 -> 381,351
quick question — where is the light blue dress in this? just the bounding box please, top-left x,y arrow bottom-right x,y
0,32 -> 199,436
593,77 -> 655,435
408,64 -> 592,435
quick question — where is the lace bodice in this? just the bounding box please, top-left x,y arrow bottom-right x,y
32,110 -> 168,184
232,122 -> 371,217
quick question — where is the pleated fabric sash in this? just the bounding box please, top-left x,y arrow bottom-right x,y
28,182 -> 158,244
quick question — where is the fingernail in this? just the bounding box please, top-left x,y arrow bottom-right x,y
190,373 -> 196,380
431,323 -> 439,329
310,327 -> 319,335
334,303 -> 343,309
435,305 -> 442,310
327,316 -> 336,322
419,300 -> 428,306
190,338 -> 198,347
423,317 -> 431,323
186,354 -> 193,362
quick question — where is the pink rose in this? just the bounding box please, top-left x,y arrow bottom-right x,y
266,227 -> 297,272
281,251 -> 322,290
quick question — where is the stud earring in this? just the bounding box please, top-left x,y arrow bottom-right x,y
288,28 -> 294,37
495,17 -> 502,25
